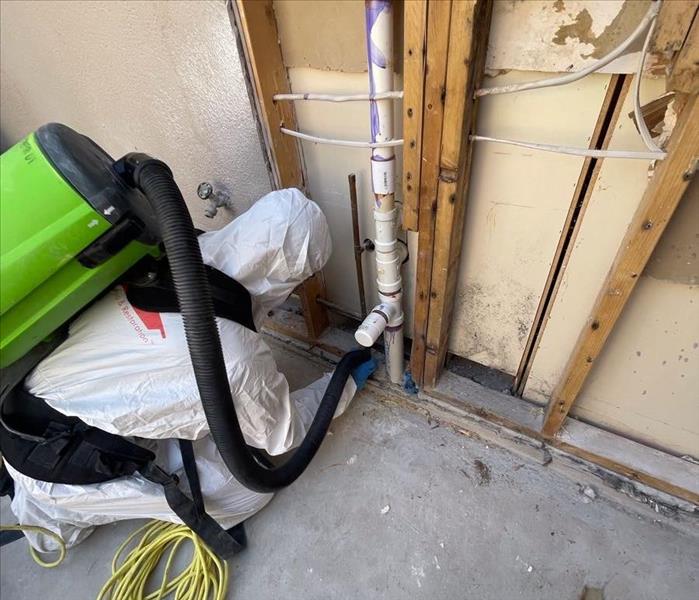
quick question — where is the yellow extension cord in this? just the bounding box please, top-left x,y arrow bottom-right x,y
97,520 -> 229,600
0,524 -> 66,568
0,520 -> 229,600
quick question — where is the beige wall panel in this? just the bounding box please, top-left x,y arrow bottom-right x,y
0,0 -> 271,231
524,76 -> 668,402
274,0 -> 367,72
447,71 -> 610,374
570,275 -> 699,457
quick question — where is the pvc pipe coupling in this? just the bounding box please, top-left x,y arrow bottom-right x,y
354,301 -> 404,347
374,208 -> 397,243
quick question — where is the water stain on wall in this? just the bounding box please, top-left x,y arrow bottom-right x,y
552,0 -> 650,59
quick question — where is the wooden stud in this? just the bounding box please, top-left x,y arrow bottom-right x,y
297,271 -> 330,339
542,95 -> 699,438
668,14 -> 699,95
422,0 -> 493,388
402,0 -> 428,232
513,75 -> 632,397
409,0 -> 452,385
652,0 -> 698,54
233,0 -> 328,339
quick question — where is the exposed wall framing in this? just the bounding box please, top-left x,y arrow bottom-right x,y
410,0 -> 453,386
652,0 -> 698,55
668,11 -> 699,94
542,94 -> 699,437
401,0 -> 428,232
232,0 -> 328,338
410,0 -> 493,387
513,74 -> 632,396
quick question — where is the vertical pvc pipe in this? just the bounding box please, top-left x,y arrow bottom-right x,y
364,0 -> 404,384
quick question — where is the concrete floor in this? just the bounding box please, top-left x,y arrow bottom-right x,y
1,342 -> 698,599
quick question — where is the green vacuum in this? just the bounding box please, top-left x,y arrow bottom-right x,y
0,123 -> 369,530
0,124 -> 160,370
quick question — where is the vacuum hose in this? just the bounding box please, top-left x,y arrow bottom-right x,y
125,155 -> 370,493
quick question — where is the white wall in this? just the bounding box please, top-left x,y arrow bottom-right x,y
0,0 -> 271,231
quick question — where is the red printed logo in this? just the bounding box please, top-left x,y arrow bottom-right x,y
132,306 -> 167,339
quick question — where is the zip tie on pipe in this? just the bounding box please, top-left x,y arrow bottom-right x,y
475,1 -> 661,98
470,135 -> 666,160
633,15 -> 663,154
274,91 -> 403,102
281,127 -> 404,148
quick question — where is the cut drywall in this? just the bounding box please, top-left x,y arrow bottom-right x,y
0,0 -> 271,231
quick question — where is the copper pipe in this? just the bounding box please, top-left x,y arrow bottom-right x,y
348,173 -> 368,318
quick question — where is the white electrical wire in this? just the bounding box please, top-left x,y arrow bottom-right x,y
274,91 -> 403,102
475,0 -> 661,98
470,135 -> 665,160
471,2 -> 667,161
280,127 -> 404,148
633,15 -> 664,154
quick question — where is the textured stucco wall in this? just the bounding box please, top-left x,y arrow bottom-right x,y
0,0 -> 271,231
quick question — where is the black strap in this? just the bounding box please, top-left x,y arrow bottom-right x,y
178,439 -> 205,515
126,259 -> 256,332
0,461 -> 14,500
141,458 -> 246,559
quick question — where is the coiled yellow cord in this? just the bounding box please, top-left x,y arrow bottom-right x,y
0,524 -> 67,568
97,520 -> 229,600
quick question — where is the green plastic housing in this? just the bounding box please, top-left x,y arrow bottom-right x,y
0,133 -> 154,368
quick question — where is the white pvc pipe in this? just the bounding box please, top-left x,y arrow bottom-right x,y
274,91 -> 403,102
475,1 -> 661,98
470,135 -> 666,160
363,0 -> 404,384
280,127 -> 404,148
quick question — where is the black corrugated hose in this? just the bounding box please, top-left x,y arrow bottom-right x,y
124,154 -> 370,493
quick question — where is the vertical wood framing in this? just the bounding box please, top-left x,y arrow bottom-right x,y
422,0 -> 493,388
410,0 -> 453,385
402,0 -> 428,232
234,0 -> 328,338
652,0 -> 698,54
512,75 -> 632,396
541,95 -> 699,437
668,13 -> 699,95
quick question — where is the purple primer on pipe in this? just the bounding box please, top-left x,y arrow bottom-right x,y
366,0 -> 391,143
365,0 -> 390,68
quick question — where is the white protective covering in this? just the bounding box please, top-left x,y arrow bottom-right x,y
8,188 -> 357,552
